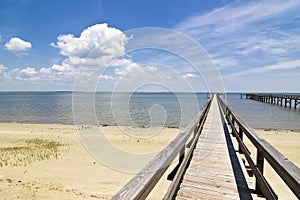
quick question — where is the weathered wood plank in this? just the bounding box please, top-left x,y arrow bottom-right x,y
178,184 -> 239,199
176,96 -> 252,199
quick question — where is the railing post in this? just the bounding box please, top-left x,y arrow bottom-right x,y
256,150 -> 264,196
225,108 -> 229,119
193,126 -> 197,137
179,146 -> 185,163
238,126 -> 243,153
231,118 -> 235,137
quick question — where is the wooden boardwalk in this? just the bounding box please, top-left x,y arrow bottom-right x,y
176,96 -> 252,199
112,95 -> 300,200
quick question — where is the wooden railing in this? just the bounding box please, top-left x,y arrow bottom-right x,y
111,97 -> 213,200
218,95 -> 300,200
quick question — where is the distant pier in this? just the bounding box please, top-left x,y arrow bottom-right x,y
243,93 -> 300,109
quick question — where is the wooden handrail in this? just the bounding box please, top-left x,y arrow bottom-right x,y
217,95 -> 300,199
163,95 -> 212,199
111,97 -> 213,200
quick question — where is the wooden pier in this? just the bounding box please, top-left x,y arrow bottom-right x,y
112,95 -> 300,200
245,93 -> 300,109
176,96 -> 252,199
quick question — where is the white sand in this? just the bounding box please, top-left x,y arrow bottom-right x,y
0,123 -> 299,199
0,123 -> 179,200
248,129 -> 300,199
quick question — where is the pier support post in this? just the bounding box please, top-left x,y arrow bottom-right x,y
285,98 -> 287,107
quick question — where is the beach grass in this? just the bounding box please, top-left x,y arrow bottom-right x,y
0,139 -> 62,167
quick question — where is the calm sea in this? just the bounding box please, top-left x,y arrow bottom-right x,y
0,92 -> 299,130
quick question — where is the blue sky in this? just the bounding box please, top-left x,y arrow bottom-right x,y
0,0 -> 299,92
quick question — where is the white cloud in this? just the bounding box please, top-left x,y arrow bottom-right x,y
5,37 -> 32,52
99,75 -> 114,80
18,67 -> 39,81
0,64 -> 7,73
46,23 -> 130,83
2,23 -> 142,89
147,66 -> 158,72
211,57 -> 238,69
4,67 -> 39,81
3,23 -> 131,86
176,0 -> 299,37
51,23 -> 127,58
51,64 -> 73,72
182,73 -> 196,79
112,58 -> 140,75
227,59 -> 300,77
40,67 -> 51,74
176,0 -> 300,58
175,0 -> 300,92
20,67 -> 38,75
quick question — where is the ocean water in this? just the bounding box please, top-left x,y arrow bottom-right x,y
0,92 -> 299,130
225,93 -> 300,130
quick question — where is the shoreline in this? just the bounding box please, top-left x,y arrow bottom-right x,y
0,122 -> 183,129
0,123 -> 299,199
1,121 -> 300,131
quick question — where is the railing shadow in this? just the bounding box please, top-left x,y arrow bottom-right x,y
219,106 -> 254,200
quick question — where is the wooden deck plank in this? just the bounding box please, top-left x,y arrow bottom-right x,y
176,96 -> 252,199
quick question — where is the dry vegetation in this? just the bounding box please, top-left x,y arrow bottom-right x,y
0,139 -> 63,167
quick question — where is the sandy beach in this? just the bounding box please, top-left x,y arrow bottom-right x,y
0,123 -> 179,200
253,129 -> 300,200
0,123 -> 299,199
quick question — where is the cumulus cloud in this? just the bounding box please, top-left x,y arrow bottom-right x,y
51,23 -> 127,58
3,23 -> 198,91
5,37 -> 32,52
45,23 -> 130,82
3,23 -> 131,85
112,58 -> 140,75
4,67 -> 40,81
2,24 -> 125,84
51,64 -> 73,72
